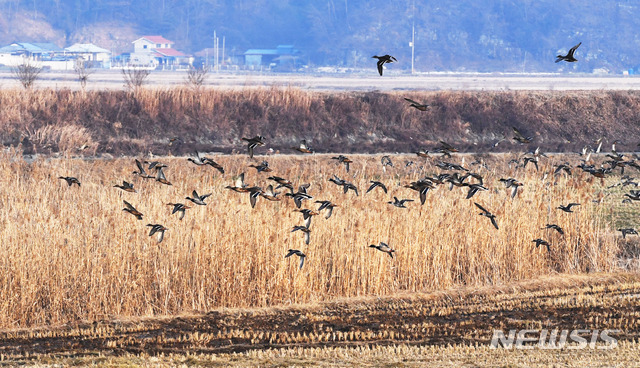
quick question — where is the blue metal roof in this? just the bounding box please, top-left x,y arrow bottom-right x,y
244,49 -> 279,55
0,42 -> 63,53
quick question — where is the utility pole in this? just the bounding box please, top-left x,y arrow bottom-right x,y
214,30 -> 218,72
410,0 -> 416,74
411,22 -> 415,74
222,36 -> 225,69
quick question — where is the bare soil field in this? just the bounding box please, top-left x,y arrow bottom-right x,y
1,70 -> 640,91
1,273 -> 639,366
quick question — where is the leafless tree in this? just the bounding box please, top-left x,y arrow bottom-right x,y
12,59 -> 42,89
74,59 -> 94,90
185,65 -> 209,90
122,68 -> 151,90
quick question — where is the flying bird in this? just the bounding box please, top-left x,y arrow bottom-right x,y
291,225 -> 311,245
186,190 -> 211,206
147,224 -> 168,243
331,155 -> 353,172
369,242 -> 395,258
499,178 -> 524,198
557,203 -> 580,213
268,176 -> 293,192
285,185 -> 313,208
145,160 -> 167,171
404,98 -> 429,111
133,159 -> 153,179
167,202 -> 190,220
155,167 -> 172,185
249,160 -> 272,173
226,173 -> 249,193
366,181 -> 388,194
247,186 -> 263,208
122,200 -> 143,220
293,139 -> 314,154
59,176 -> 81,187
542,224 -> 564,235
294,209 -> 319,228
242,135 -> 266,158
260,185 -> 282,201
512,127 -> 532,144
474,202 -> 499,230
285,249 -> 306,269
113,180 -> 136,193
532,238 -> 551,251
315,200 -> 338,219
381,155 -> 394,170
388,197 -> 414,208
466,183 -> 488,199
555,42 -> 581,63
372,54 -> 397,76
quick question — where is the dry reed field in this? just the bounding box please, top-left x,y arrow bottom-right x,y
0,149 -> 622,330
1,273 -> 639,364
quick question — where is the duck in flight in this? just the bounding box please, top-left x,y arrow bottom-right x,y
315,200 -> 338,219
147,224 -> 168,243
474,202 -> 499,230
285,249 -> 306,269
59,176 -> 81,187
113,180 -> 136,193
366,181 -> 388,194
372,55 -> 397,76
512,127 -> 532,144
532,238 -> 551,252
555,42 -> 581,63
167,202 -> 190,220
404,98 -> 429,111
186,190 -> 211,206
369,242 -> 395,258
122,200 -> 143,220
293,139 -> 314,154
291,226 -> 311,245
542,224 -> 564,235
557,203 -> 580,213
388,197 -> 414,208
242,135 -> 266,158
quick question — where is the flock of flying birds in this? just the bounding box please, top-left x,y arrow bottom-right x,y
58,124 -> 639,270
57,41 -> 635,270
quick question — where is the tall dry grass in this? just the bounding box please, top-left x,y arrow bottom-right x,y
0,88 -> 640,155
0,150 -> 620,328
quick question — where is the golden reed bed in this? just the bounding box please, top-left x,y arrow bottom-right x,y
0,151 -> 619,328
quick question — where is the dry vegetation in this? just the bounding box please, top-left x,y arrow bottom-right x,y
0,88 -> 640,155
28,341 -> 640,368
0,87 -> 638,364
10,342 -> 640,367
1,273 -> 639,363
0,149 -> 623,330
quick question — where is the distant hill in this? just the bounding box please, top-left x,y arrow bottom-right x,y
0,1 -> 639,73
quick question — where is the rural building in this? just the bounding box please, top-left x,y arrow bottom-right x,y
129,36 -> 190,69
243,45 -> 302,70
65,43 -> 112,68
0,42 -> 74,70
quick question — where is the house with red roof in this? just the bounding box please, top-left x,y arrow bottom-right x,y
129,36 -> 190,69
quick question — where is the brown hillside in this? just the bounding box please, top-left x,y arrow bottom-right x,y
0,89 -> 639,155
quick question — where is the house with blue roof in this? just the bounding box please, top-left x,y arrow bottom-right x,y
0,41 -> 112,69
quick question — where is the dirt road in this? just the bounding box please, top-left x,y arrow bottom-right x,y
1,70 -> 639,91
